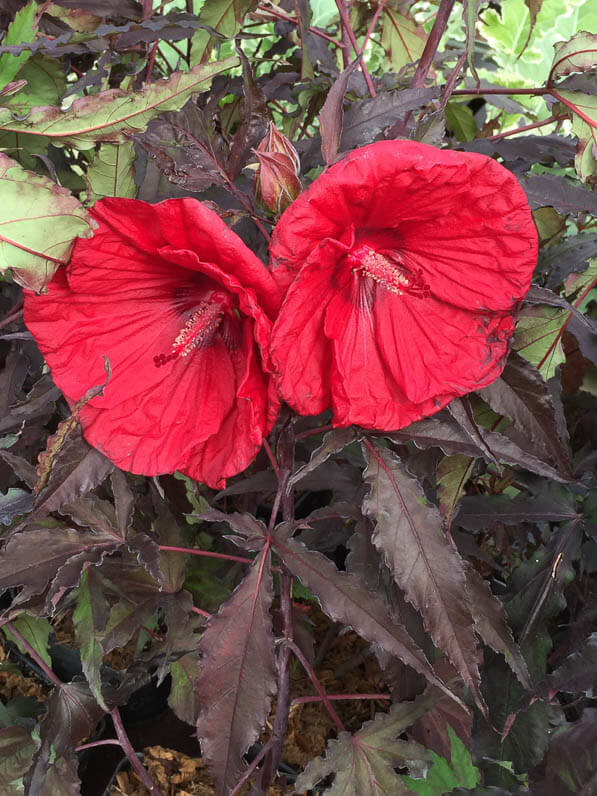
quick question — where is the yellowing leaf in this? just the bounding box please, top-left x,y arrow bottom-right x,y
0,57 -> 239,150
0,153 -> 95,292
382,7 -> 426,72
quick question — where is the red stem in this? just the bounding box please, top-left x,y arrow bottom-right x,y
0,307 -> 24,330
334,0 -> 376,97
158,545 -> 252,564
291,692 -> 390,705
287,639 -> 346,732
230,738 -> 274,795
144,40 -> 159,82
295,423 -> 334,441
3,621 -> 62,688
411,0 -> 456,89
486,114 -> 567,140
451,86 -> 549,96
262,437 -> 280,479
255,4 -> 343,47
75,739 -> 123,752
191,605 -> 211,619
111,706 -> 163,795
360,0 -> 389,52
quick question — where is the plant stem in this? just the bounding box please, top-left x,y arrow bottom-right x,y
255,4 -> 343,47
451,86 -> 549,96
230,738 -> 274,796
263,437 -> 280,479
0,306 -> 24,330
291,692 -> 390,705
260,422 -> 295,789
158,545 -> 252,564
334,0 -> 376,96
486,114 -> 566,140
287,639 -> 346,732
191,605 -> 212,619
295,423 -> 334,441
111,707 -> 164,795
3,621 -> 62,688
411,0 -> 456,89
75,739 -> 123,752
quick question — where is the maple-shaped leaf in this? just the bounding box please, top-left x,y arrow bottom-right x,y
478,353 -> 572,479
530,714 -> 597,795
24,679 -> 103,794
196,548 -> 276,796
274,532 -> 460,705
294,694 -> 435,794
402,724 -> 480,794
362,440 -> 485,714
543,632 -> 597,696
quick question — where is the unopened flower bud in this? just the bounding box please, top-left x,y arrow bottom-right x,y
254,150 -> 301,214
254,124 -> 301,214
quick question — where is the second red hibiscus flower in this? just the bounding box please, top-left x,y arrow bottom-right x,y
269,140 -> 538,431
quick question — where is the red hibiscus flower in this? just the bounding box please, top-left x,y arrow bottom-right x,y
269,140 -> 538,430
24,198 -> 282,488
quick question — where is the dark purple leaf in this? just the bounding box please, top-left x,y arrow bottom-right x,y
59,493 -> 119,537
522,173 -> 597,215
539,234 -> 597,289
111,469 -> 134,538
274,532 -> 462,705
101,565 -> 163,652
0,726 -> 36,789
73,567 -> 110,708
126,532 -> 162,584
362,440 -> 485,714
0,375 -> 60,435
51,0 -> 142,17
196,549 -> 276,796
290,427 -> 359,488
295,693 -> 435,794
463,135 -> 576,174
200,508 -> 267,541
446,397 -> 572,482
478,353 -> 572,478
0,523 -> 118,605
26,431 -> 113,525
0,350 -> 28,417
319,59 -> 361,165
227,47 -> 269,180
455,491 -> 578,529
544,632 -> 597,696
531,714 -> 597,795
154,505 -> 188,592
24,679 -> 103,795
0,450 -> 37,488
464,564 -> 531,689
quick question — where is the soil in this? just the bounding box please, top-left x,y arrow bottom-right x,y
0,605 -> 386,795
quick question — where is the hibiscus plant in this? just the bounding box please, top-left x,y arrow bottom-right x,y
0,0 -> 596,794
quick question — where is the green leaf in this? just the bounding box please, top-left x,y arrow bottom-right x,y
295,695 -> 433,794
84,141 -> 137,201
445,102 -> 477,142
0,57 -> 239,149
381,7 -> 426,73
512,303 -> 569,380
0,153 -> 95,291
73,568 -> 109,709
3,615 -> 51,667
550,30 -> 597,82
436,454 -> 475,528
554,88 -> 597,185
1,55 -> 66,114
198,0 -> 257,37
0,1 -> 37,89
402,725 -> 481,794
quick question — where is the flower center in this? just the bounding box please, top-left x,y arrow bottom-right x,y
154,299 -> 224,368
346,244 -> 430,298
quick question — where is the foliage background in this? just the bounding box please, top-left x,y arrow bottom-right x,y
0,0 -> 596,793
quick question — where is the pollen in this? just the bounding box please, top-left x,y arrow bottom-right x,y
347,244 -> 430,299
172,301 -> 224,358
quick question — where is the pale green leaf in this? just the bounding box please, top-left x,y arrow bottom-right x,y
512,303 -> 569,380
550,30 -> 597,82
0,153 -> 95,291
85,141 -> 137,202
381,8 -> 426,72
444,102 -> 477,142
3,614 -> 52,667
73,568 -> 109,709
402,724 -> 480,794
437,454 -> 475,528
191,1 -> 256,64
0,57 -> 239,150
554,89 -> 597,185
0,1 -> 37,89
1,55 -> 66,114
